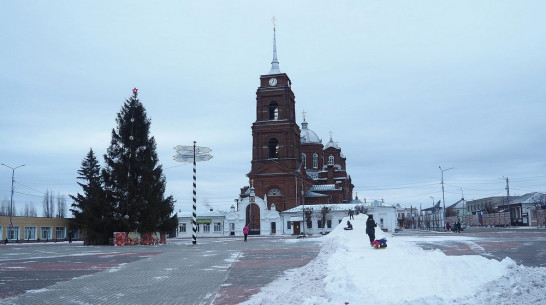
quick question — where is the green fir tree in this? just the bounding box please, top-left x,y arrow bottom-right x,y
70,148 -> 112,245
102,88 -> 177,233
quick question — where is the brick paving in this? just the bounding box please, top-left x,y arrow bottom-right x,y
404,227 -> 546,267
0,237 -> 320,305
213,246 -> 320,305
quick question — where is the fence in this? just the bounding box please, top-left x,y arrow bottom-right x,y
447,212 -> 510,227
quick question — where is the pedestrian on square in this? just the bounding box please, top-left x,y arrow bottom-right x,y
348,209 -> 354,220
243,224 -> 249,242
366,215 -> 377,245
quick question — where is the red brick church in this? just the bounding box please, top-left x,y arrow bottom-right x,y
240,26 -> 354,213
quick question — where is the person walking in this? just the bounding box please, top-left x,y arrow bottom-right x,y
348,209 -> 354,220
243,224 -> 249,242
366,215 -> 377,245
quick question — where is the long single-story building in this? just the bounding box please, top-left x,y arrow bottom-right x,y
0,216 -> 77,242
177,188 -> 397,238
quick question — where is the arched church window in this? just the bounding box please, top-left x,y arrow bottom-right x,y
268,138 -> 279,158
302,153 -> 306,168
313,153 -> 318,169
328,155 -> 334,165
268,188 -> 282,196
269,102 -> 279,120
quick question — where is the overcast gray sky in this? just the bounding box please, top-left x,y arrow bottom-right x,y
1,1 -> 545,216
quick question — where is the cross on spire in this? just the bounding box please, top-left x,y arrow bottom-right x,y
268,16 -> 281,74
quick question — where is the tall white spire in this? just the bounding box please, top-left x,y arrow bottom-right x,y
269,17 -> 281,74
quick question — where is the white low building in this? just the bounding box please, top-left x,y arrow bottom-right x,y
177,210 -> 226,238
177,190 -> 397,237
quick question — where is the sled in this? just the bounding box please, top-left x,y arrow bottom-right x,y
372,238 -> 387,249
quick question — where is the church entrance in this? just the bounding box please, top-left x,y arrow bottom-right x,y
246,203 -> 261,235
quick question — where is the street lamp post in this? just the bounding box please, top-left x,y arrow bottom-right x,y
1,163 -> 25,241
439,166 -> 453,231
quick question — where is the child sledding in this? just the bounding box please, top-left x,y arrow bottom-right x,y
372,238 -> 387,249
344,220 -> 353,230
366,214 -> 387,249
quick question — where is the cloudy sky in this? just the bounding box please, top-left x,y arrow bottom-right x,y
1,1 -> 545,216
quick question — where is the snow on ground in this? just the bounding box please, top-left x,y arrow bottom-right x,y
240,214 -> 546,305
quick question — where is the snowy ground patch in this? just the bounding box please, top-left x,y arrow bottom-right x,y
240,214 -> 546,305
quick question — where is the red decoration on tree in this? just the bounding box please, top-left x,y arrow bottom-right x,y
132,87 -> 138,95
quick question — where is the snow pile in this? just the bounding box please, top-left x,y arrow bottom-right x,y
240,214 -> 546,305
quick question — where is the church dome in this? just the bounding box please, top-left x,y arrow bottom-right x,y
324,132 -> 340,149
324,138 -> 340,149
301,121 -> 322,144
351,194 -> 364,204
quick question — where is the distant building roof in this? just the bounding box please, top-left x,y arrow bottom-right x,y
178,210 -> 225,218
309,184 -> 336,191
306,191 -> 329,197
448,199 -> 466,209
509,192 -> 546,205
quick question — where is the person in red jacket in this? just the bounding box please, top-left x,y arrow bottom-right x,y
243,224 -> 249,242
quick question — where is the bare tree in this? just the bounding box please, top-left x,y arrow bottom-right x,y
304,207 -> 313,234
484,202 -> 497,214
319,206 -> 332,233
29,202 -> 37,217
446,207 -> 458,217
56,194 -> 66,218
0,198 -> 9,216
23,203 -> 30,217
43,190 -> 55,218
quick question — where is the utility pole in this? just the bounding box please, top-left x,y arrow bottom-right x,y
504,176 -> 510,227
459,187 -> 464,221
439,166 -> 453,231
504,177 -> 510,204
1,163 -> 25,241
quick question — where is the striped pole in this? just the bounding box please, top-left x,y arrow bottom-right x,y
192,141 -> 197,245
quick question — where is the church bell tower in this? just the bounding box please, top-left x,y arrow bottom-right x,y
246,20 -> 305,211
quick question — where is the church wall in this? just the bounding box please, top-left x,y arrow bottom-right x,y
301,143 -> 324,170
251,175 -> 299,211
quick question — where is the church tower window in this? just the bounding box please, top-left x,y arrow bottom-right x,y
268,138 -> 279,158
269,102 -> 279,120
328,155 -> 334,165
313,153 -> 318,169
302,153 -> 306,168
